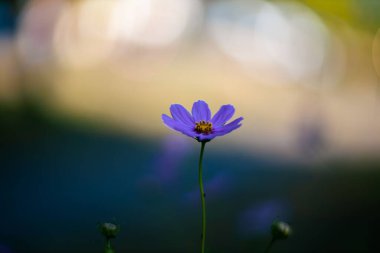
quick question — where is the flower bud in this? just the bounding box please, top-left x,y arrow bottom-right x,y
100,222 -> 119,239
271,221 -> 291,240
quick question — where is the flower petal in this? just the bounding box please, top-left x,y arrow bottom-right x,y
192,100 -> 211,122
162,114 -> 181,130
162,114 -> 197,139
211,104 -> 235,126
209,117 -> 244,139
219,117 -> 243,131
170,104 -> 194,127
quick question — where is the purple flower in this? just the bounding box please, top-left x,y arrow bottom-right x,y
162,100 -> 243,142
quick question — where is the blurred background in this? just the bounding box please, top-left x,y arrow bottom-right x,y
1,0 -> 380,252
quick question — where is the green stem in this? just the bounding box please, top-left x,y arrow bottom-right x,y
105,239 -> 114,253
198,141 -> 207,253
264,238 -> 275,253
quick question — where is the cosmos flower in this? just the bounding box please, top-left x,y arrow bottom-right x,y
162,100 -> 243,142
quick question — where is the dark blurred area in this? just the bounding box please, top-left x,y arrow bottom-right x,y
1,0 -> 380,252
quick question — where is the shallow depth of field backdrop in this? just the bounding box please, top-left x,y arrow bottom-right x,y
1,0 -> 380,252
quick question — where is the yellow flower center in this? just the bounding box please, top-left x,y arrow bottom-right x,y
195,120 -> 213,134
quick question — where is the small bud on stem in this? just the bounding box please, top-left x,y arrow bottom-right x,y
264,221 -> 292,253
99,222 -> 120,253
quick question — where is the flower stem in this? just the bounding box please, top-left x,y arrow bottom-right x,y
264,238 -> 275,253
105,239 -> 114,253
198,141 -> 207,253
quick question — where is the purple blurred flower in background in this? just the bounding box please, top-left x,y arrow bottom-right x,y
0,244 -> 13,253
139,136 -> 190,189
162,100 -> 243,142
183,171 -> 234,206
